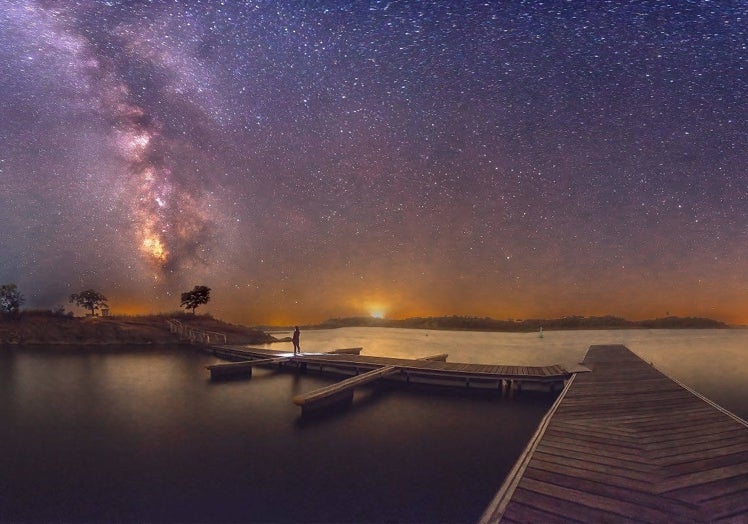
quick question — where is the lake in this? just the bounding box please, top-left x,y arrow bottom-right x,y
1,328 -> 746,522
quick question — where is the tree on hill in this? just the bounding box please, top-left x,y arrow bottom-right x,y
69,289 -> 108,316
180,285 -> 211,314
0,283 -> 24,316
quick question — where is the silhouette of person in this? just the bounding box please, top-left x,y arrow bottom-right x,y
292,326 -> 301,355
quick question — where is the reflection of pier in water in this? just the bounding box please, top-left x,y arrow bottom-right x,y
204,345 -> 578,414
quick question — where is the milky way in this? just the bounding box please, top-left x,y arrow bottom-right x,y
1,1 -> 746,324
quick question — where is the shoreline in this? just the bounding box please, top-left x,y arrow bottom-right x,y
0,312 -> 273,347
265,314 -> 732,333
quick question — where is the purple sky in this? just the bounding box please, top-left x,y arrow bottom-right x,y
1,1 -> 746,324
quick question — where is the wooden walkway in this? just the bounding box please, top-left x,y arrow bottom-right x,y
205,345 -> 576,414
292,353 -> 451,413
206,345 -> 572,391
480,344 -> 748,523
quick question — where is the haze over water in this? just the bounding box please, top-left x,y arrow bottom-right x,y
1,328 -> 746,522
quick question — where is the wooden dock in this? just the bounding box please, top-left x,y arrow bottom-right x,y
206,345 -> 573,391
480,344 -> 748,523
292,353 -> 451,413
205,345 -> 577,414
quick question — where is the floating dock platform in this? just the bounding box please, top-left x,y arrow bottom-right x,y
205,345 -> 577,414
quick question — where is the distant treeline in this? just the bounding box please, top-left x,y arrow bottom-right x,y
315,315 -> 728,332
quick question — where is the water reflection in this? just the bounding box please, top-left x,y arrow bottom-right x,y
2,328 -> 746,522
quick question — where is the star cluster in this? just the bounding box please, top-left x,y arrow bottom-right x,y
1,1 -> 746,324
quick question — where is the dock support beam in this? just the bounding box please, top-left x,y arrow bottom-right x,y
206,357 -> 291,381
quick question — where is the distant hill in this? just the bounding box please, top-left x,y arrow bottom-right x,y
314,315 -> 728,332
0,311 -> 273,346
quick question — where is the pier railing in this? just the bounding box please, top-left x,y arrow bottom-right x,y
167,319 -> 227,345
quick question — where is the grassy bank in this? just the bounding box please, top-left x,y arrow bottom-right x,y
0,311 -> 273,346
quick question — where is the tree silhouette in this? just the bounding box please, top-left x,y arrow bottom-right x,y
0,283 -> 24,316
180,285 -> 211,314
69,289 -> 108,316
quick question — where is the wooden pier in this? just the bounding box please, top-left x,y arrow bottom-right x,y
480,344 -> 748,523
292,353 -> 451,413
205,345 -> 575,413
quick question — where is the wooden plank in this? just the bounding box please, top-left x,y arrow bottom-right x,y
657,462 -> 748,494
700,487 -> 748,519
292,365 -> 399,406
524,467 -> 701,520
502,500 -> 585,524
631,412 -> 738,432
536,438 -> 646,465
635,418 -> 740,441
530,460 -> 659,491
511,486 -> 642,524
543,428 -> 643,451
648,436 -> 748,460
592,406 -> 718,428
534,442 -> 657,474
520,475 -> 696,522
529,453 -> 656,484
644,428 -> 748,452
666,450 -> 748,477
668,474 -> 748,504
658,442 -> 748,467
550,419 -> 638,439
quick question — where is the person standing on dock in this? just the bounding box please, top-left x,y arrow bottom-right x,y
292,326 -> 301,355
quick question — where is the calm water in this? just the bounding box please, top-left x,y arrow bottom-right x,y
1,328 -> 746,523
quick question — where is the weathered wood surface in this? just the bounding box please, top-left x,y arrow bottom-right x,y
480,344 -> 748,523
292,365 -> 399,406
215,346 -> 569,378
292,353 -> 457,408
208,345 -> 573,384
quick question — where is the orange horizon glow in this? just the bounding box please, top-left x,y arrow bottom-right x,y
92,291 -> 748,328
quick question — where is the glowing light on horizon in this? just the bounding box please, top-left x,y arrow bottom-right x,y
366,301 -> 388,319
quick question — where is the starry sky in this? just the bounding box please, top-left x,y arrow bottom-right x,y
1,1 -> 746,326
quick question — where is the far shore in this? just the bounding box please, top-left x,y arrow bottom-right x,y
263,314 -> 732,333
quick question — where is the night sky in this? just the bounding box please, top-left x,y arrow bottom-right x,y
1,1 -> 746,325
